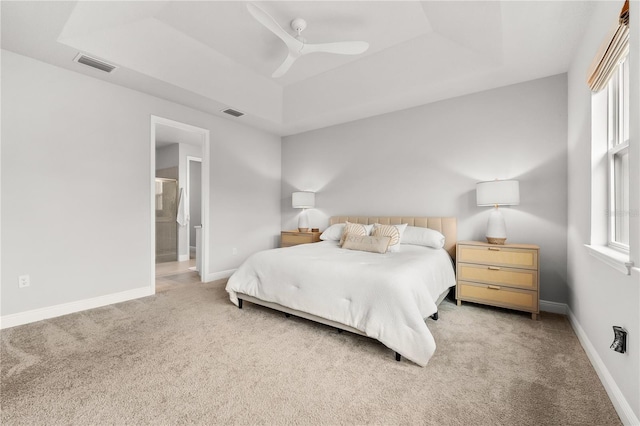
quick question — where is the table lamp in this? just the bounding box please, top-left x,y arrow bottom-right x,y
292,191 -> 315,232
476,180 -> 520,244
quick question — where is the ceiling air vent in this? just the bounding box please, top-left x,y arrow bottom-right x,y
73,53 -> 117,73
221,108 -> 245,118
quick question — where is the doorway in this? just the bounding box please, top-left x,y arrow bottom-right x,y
150,116 -> 210,292
186,156 -> 202,262
155,177 -> 179,263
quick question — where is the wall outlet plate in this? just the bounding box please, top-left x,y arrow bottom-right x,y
18,275 -> 30,288
611,326 -> 627,354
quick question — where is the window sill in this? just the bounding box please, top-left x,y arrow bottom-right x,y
584,244 -> 634,275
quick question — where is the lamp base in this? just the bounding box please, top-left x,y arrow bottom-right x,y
297,209 -> 309,233
486,237 -> 507,245
486,207 -> 508,245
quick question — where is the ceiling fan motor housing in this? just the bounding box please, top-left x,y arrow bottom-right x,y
290,18 -> 307,34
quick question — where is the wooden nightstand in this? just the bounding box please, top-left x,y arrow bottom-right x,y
281,230 -> 321,248
456,241 -> 540,320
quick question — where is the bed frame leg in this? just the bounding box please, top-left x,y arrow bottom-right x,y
395,352 -> 401,362
430,311 -> 438,321
238,299 -> 243,309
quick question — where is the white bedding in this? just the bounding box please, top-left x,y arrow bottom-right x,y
225,241 -> 456,366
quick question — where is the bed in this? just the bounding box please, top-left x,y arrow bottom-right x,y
225,216 -> 457,366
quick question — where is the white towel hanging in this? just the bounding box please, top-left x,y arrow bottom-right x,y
176,188 -> 189,227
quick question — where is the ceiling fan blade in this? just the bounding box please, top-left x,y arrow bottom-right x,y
301,41 -> 369,56
247,3 -> 303,52
272,53 -> 299,78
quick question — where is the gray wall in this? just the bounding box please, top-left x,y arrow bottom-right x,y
1,49 -> 281,316
567,0 -> 639,420
156,144 -> 179,170
282,74 -> 568,304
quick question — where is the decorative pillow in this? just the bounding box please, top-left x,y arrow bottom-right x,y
320,223 -> 345,241
363,224 -> 374,235
401,226 -> 445,249
342,234 -> 391,254
339,222 -> 373,246
371,223 -> 408,252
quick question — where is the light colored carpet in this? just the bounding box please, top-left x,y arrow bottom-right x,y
1,277 -> 620,425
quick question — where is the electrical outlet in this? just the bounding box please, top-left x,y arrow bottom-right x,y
232,248 -> 238,255
18,275 -> 30,288
611,326 -> 627,354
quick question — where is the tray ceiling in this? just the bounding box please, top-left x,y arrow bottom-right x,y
1,1 -> 595,135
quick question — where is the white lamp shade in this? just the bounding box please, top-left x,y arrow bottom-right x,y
292,191 -> 315,209
476,180 -> 520,206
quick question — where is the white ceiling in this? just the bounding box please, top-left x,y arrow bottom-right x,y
1,1 -> 595,136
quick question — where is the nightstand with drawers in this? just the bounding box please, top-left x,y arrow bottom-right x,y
280,230 -> 321,248
456,241 -> 540,320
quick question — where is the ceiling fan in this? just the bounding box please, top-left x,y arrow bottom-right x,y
247,3 -> 370,78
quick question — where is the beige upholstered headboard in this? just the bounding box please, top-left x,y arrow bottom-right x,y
329,216 -> 457,260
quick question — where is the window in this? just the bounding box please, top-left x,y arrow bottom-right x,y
606,56 -> 629,250
585,0 -> 633,274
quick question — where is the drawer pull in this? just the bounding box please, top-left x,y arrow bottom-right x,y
487,285 -> 501,290
488,247 -> 500,251
488,266 -> 501,271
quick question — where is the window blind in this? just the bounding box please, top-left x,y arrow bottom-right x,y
587,0 -> 629,92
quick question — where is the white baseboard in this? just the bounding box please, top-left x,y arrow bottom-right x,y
0,286 -> 154,330
567,308 -> 640,426
0,267 -> 237,329
178,254 -> 189,262
539,300 -> 568,315
205,268 -> 236,282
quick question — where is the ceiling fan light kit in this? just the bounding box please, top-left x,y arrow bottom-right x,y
247,3 -> 369,78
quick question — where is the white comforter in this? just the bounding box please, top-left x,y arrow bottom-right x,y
225,241 -> 456,366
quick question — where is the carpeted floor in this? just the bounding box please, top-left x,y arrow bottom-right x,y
1,276 -> 620,425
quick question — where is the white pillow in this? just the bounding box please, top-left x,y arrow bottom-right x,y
321,223 -> 374,242
401,226 -> 445,249
320,223 -> 345,241
371,223 -> 407,252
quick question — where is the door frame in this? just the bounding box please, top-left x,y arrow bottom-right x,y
185,155 -> 202,253
150,115 -> 210,288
